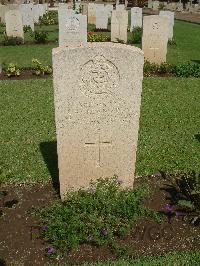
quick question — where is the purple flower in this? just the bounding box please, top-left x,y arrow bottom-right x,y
154,171 -> 161,177
88,234 -> 93,241
47,247 -> 55,254
101,228 -> 108,236
165,204 -> 173,213
42,225 -> 48,231
89,187 -> 96,194
176,211 -> 184,218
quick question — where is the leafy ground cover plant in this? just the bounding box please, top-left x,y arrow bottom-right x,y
39,11 -> 58,25
5,63 -> 21,77
32,58 -> 52,76
128,27 -> 142,44
87,32 -> 110,42
23,25 -> 32,33
31,30 -> 49,44
36,177 -> 160,256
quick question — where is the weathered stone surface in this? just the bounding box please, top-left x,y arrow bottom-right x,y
131,7 -> 142,31
96,4 -> 108,29
53,43 -> 144,199
5,9 -> 24,39
20,4 -> 34,31
148,0 -> 153,8
0,4 -> 8,23
142,15 -> 168,64
152,1 -> 159,10
116,4 -> 125,11
111,10 -> 128,43
88,3 -> 96,24
59,13 -> 87,46
105,4 -> 113,18
159,10 -> 174,40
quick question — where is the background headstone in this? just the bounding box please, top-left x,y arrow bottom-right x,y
105,4 -> 113,18
20,4 -> 34,31
5,9 -> 24,39
88,3 -> 96,25
142,15 -> 169,64
148,0 -> 153,8
131,7 -> 142,31
53,43 -> 144,198
116,4 -> 125,11
159,11 -> 174,40
96,4 -> 108,29
152,1 -> 160,10
111,10 -> 128,43
59,13 -> 87,46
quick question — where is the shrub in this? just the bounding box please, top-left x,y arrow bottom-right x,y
128,27 -> 142,44
171,63 -> 200,78
39,11 -> 58,25
31,30 -> 48,44
36,177 -> 160,254
32,58 -> 52,76
23,25 -> 32,33
5,63 -> 21,77
2,35 -> 24,46
168,38 -> 177,46
87,32 -> 110,42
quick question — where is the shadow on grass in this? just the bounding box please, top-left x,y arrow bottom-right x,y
191,60 -> 200,64
194,134 -> 200,142
40,141 -> 60,195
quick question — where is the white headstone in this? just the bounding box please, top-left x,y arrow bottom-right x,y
59,13 -> 87,46
53,43 -> 144,199
159,11 -> 174,40
111,10 -> 128,43
142,15 -> 169,64
116,4 -> 125,11
96,5 -> 108,29
152,1 -> 160,10
131,7 -> 142,31
88,3 -> 96,24
148,0 -> 153,8
5,9 -> 24,39
20,4 -> 34,31
105,4 -> 113,18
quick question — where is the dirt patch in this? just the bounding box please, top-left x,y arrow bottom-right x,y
0,70 -> 52,80
0,176 -> 199,265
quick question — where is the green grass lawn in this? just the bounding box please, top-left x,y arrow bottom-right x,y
0,19 -> 199,68
0,77 -> 199,183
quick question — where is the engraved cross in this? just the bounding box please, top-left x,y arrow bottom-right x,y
85,132 -> 112,167
150,47 -> 159,58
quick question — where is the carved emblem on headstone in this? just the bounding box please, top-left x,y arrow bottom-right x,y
80,55 -> 120,97
66,16 -> 80,32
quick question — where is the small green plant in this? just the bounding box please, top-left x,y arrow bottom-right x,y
87,32 -> 110,42
168,38 -> 177,46
2,35 -> 24,46
144,61 -> 159,76
5,63 -> 21,77
32,58 -> 52,76
23,25 -> 32,33
128,27 -> 142,44
171,63 -> 200,78
36,177 -> 160,255
39,11 -> 58,25
31,30 -> 48,44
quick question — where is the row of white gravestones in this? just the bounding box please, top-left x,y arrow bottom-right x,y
130,7 -> 142,31
111,10 -> 128,43
53,43 -> 144,199
159,10 -> 174,40
4,3 -> 48,39
87,3 -> 113,25
142,15 -> 169,64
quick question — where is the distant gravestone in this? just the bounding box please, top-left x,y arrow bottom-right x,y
116,4 -> 125,11
105,4 -> 113,18
81,3 -> 88,15
20,4 -> 34,31
53,43 -> 144,199
0,5 -> 8,23
96,5 -> 108,29
5,9 -> 24,39
131,7 -> 142,31
148,0 -> 153,8
159,11 -> 174,40
58,3 -> 74,23
142,15 -> 169,64
59,13 -> 87,46
152,1 -> 160,10
33,5 -> 40,23
111,10 -> 128,43
38,4 -> 45,18
88,3 -> 96,24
